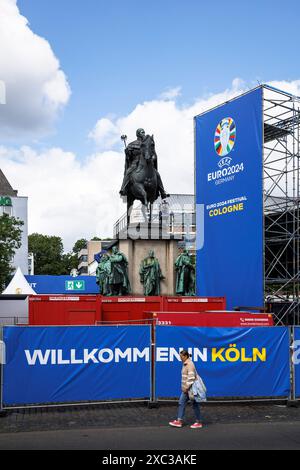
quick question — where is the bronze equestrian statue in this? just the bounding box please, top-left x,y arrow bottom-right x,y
120,128 -> 169,223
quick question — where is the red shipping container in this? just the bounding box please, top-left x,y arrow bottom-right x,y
100,296 -> 226,325
29,295 -> 102,325
162,296 -> 226,312
151,311 -> 274,327
101,296 -> 163,324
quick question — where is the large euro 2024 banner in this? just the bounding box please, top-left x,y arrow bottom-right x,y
195,87 -> 263,309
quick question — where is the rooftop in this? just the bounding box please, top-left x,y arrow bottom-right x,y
0,169 -> 18,196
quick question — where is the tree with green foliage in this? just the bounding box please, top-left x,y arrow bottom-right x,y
72,238 -> 87,255
28,235 -> 111,276
0,214 -> 24,291
61,251 -> 78,273
28,233 -> 69,275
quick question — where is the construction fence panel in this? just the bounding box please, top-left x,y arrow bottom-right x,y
155,326 -> 290,399
294,327 -> 300,399
2,325 -> 151,407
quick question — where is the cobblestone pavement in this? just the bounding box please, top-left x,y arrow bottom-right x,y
0,401 -> 300,434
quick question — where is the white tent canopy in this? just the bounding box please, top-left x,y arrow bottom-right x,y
2,267 -> 36,295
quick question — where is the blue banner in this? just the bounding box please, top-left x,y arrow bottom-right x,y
25,275 -> 99,294
155,326 -> 290,398
195,87 -> 263,309
294,327 -> 300,398
3,326 -> 151,405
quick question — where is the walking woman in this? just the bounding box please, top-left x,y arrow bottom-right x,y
169,350 -> 203,429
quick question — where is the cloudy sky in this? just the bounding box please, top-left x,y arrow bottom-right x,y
1,0 -> 300,252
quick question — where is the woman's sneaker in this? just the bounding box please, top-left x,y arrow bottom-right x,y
190,422 -> 203,429
169,420 -> 183,428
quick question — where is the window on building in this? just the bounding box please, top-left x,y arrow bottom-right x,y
0,206 -> 13,216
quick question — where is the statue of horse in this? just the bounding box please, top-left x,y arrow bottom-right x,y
126,134 -> 158,224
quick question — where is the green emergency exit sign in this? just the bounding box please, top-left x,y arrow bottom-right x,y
0,196 -> 12,206
65,280 -> 85,291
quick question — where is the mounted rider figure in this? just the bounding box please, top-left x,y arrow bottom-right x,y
119,128 -> 169,200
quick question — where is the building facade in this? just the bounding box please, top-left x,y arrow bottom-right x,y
0,169 -> 28,275
78,240 -> 113,275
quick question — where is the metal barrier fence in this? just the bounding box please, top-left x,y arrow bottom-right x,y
0,317 -> 28,326
0,325 -> 299,411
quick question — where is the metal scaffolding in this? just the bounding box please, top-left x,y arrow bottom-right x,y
263,85 -> 300,325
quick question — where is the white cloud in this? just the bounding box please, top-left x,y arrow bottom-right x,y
0,0 -> 71,138
88,118 -> 120,150
159,86 -> 182,100
1,78 -> 300,252
267,79 -> 300,97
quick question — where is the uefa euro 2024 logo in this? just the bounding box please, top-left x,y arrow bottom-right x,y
214,117 -> 236,169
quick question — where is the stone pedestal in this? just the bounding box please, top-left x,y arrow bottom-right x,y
117,223 -> 180,295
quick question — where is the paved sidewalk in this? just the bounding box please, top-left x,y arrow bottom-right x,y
1,401 -> 300,434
